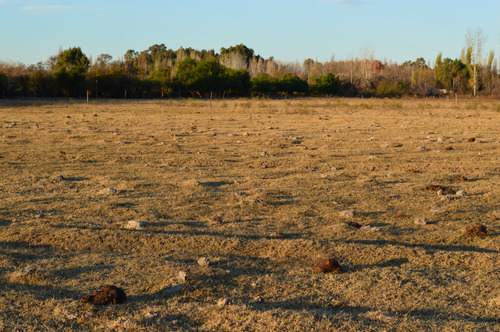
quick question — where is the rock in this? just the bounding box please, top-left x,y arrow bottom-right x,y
414,216 -> 429,225
159,284 -> 184,294
345,221 -> 362,228
197,257 -> 210,267
253,296 -> 263,303
455,190 -> 467,197
99,187 -> 118,195
177,271 -> 187,284
52,175 -> 67,182
437,135 -> 444,143
426,185 -> 454,195
464,224 -> 487,238
217,298 -> 229,307
361,225 -> 380,232
313,258 -> 344,274
339,210 -> 355,218
445,146 -> 453,150
79,285 -> 127,305
452,175 -> 468,182
467,137 -> 476,142
269,232 -> 286,238
183,179 -> 200,186
124,220 -> 146,230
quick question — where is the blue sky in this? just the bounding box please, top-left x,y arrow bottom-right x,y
1,0 -> 499,67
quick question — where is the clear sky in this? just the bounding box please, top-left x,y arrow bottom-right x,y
1,0 -> 499,67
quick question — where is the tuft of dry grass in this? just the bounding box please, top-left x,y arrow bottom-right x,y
0,98 -> 499,331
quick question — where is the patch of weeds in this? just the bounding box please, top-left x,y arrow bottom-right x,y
384,101 -> 403,109
240,101 -> 252,108
465,102 -> 479,110
419,103 -> 432,109
358,102 -> 374,110
220,102 -> 228,108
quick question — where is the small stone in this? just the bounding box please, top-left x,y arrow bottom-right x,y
269,232 -> 286,238
437,135 -> 444,143
360,225 -> 380,232
464,224 -> 487,238
197,257 -> 210,267
52,175 -> 67,182
253,296 -> 263,303
313,258 -> 344,274
467,137 -> 476,142
445,146 -> 453,150
177,271 -> 187,284
414,216 -> 429,225
340,210 -> 355,218
183,179 -> 200,186
217,298 -> 229,307
455,190 -> 467,197
144,311 -> 158,319
159,284 -> 184,294
99,187 -> 118,195
124,220 -> 146,230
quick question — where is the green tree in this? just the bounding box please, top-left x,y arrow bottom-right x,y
0,72 -> 8,98
225,68 -> 251,96
313,73 -> 340,96
276,73 -> 308,96
53,47 -> 89,97
250,73 -> 274,96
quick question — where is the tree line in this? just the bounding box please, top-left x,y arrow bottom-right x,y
1,40 -> 498,99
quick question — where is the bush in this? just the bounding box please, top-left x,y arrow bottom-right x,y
375,79 -> 409,97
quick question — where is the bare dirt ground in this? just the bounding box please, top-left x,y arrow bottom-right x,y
0,98 -> 499,331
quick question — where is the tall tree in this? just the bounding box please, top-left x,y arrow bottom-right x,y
53,47 -> 89,96
463,28 -> 485,96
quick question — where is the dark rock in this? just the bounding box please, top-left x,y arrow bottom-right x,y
464,224 -> 487,238
80,285 -> 127,305
313,258 -> 344,274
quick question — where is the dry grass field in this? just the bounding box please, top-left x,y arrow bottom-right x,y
0,98 -> 499,331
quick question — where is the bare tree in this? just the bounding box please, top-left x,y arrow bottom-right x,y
464,28 -> 485,96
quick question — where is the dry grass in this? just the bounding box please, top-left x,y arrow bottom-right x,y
0,98 -> 499,331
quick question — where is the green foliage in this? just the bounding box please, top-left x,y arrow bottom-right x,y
53,47 -> 89,97
375,79 -> 409,97
251,73 -> 274,96
276,73 -> 308,96
434,57 -> 469,93
225,68 -> 251,96
312,73 -> 340,96
174,58 -> 230,97
0,72 -> 8,97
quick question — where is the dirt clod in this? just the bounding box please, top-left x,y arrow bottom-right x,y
425,185 -> 455,194
79,285 -> 127,305
345,221 -> 362,228
467,137 -> 476,142
452,175 -> 468,182
464,224 -> 487,238
313,258 -> 344,274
